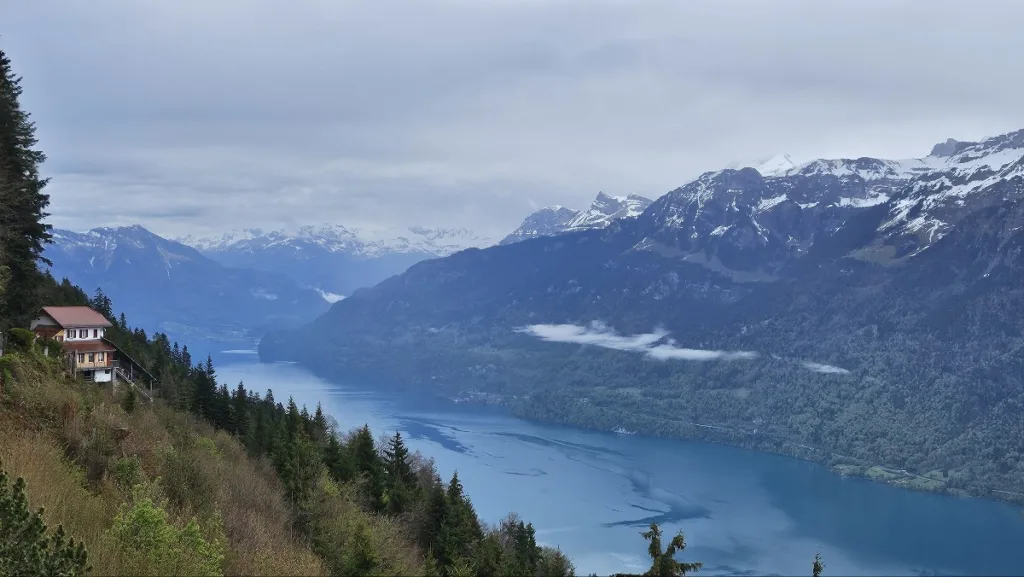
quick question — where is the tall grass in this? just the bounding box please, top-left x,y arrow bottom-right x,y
0,353 -> 327,576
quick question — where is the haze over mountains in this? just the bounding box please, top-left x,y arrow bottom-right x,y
44,226 -> 330,348
260,127 -> 1024,502
179,225 -> 492,298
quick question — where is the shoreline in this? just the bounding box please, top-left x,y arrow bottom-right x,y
506,403 -> 1024,508
255,355 -> 1024,509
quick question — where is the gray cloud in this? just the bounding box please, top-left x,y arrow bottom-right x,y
518,322 -> 758,362
5,0 -> 1024,238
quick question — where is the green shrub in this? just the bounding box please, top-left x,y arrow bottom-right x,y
104,493 -> 224,577
0,465 -> 91,576
111,456 -> 144,493
5,328 -> 36,354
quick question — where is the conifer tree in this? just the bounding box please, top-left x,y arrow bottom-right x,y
286,397 -> 301,440
321,433 -> 346,478
88,287 -> 113,319
640,522 -> 701,577
382,431 -> 418,515
0,46 -> 52,330
348,425 -> 385,510
812,553 -> 825,577
441,471 -> 483,567
422,479 -> 450,566
312,402 -> 328,439
231,381 -> 250,437
0,467 -> 90,576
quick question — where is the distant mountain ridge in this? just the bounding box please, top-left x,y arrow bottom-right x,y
180,224 -> 491,258
45,225 -> 329,349
261,127 -> 1024,503
179,224 -> 492,297
500,192 -> 653,245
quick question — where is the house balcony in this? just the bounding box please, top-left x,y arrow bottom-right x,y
74,358 -> 114,371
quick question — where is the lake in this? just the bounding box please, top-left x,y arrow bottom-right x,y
215,354 -> 1024,576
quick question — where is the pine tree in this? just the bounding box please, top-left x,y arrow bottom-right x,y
0,47 -> 52,330
382,431 -> 418,515
231,381 -> 250,438
441,471 -> 483,567
0,467 -> 90,576
312,402 -> 328,439
88,287 -> 113,319
285,397 -> 301,440
421,479 -> 450,566
323,433 -> 354,482
640,522 -> 701,577
812,553 -> 825,577
348,425 -> 385,510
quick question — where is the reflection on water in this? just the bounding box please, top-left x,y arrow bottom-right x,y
216,358 -> 1024,577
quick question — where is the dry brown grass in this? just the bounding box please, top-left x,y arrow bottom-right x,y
0,353 -> 327,576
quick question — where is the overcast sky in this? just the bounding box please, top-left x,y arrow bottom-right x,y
5,0 -> 1024,240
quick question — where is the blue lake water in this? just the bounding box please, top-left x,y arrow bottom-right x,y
216,355 -> 1024,576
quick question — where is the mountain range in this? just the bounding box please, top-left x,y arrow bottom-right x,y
179,225 -> 492,298
500,192 -> 653,245
260,127 -> 1024,502
44,225 -> 330,350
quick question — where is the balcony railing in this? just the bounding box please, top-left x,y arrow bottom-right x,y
72,358 -> 114,370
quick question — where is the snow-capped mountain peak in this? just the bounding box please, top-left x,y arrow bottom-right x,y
637,127 -> 1024,273
752,153 -> 798,176
500,192 -> 653,245
565,192 -> 653,231
499,206 -> 579,245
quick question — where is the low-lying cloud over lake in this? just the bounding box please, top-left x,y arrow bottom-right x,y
518,322 -> 758,362
519,322 -> 856,374
801,362 -> 851,375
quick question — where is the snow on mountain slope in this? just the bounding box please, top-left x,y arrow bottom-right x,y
634,128 -> 1024,273
752,153 -> 798,176
501,192 -> 653,245
180,225 -> 493,258
499,206 -> 579,245
880,129 -> 1024,255
564,193 -> 653,231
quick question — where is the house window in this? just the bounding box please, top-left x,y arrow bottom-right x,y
78,353 -> 85,363
88,353 -> 95,363
67,329 -> 76,339
93,329 -> 98,338
97,352 -> 104,362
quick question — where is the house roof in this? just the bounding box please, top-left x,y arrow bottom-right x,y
40,306 -> 113,328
